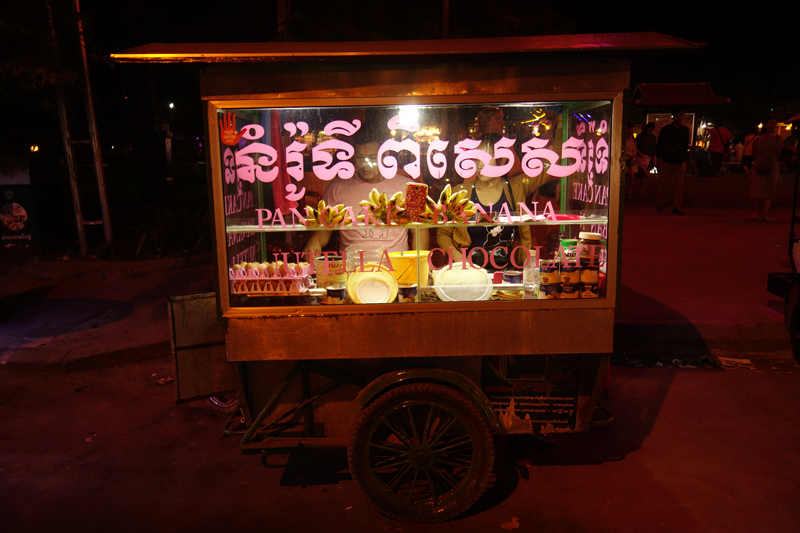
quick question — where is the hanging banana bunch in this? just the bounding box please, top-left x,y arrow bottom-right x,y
304,200 -> 352,228
356,188 -> 410,224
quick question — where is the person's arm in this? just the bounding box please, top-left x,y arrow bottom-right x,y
436,226 -> 459,257
303,230 -> 332,253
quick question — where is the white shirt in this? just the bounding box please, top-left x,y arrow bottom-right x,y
322,175 -> 415,253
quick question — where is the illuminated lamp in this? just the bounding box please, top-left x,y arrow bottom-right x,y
30,145 -> 39,152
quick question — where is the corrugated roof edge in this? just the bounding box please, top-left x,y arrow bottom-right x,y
110,32 -> 702,63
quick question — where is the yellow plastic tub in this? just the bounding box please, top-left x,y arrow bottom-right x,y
388,250 -> 431,286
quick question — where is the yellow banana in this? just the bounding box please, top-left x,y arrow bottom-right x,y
439,184 -> 452,205
369,189 -> 380,204
318,199 -> 326,212
379,192 -> 387,207
388,191 -> 403,206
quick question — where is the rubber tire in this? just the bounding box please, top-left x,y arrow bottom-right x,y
348,383 -> 494,523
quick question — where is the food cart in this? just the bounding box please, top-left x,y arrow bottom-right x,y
113,32 -> 698,523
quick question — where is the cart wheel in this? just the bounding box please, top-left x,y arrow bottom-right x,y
348,383 -> 494,523
206,393 -> 239,413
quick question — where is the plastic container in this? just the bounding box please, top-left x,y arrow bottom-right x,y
522,250 -> 540,300
559,238 -> 578,261
388,250 -> 431,286
346,263 -> 398,304
434,267 -> 493,302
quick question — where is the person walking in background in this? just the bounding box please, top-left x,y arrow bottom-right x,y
781,137 -> 798,171
742,129 -> 758,174
750,118 -> 783,221
732,138 -> 744,165
708,121 -> 731,176
656,109 -> 691,216
635,121 -> 657,196
625,122 -> 638,200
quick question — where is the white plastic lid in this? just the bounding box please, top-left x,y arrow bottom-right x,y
434,267 -> 493,302
356,276 -> 392,303
578,232 -> 603,240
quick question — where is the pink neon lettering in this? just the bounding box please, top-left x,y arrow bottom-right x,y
483,136 -> 516,177
240,124 -> 265,140
319,207 -> 336,228
324,119 -> 361,136
428,248 -> 446,271
427,139 -> 449,179
378,138 -> 421,180
223,147 -> 236,184
312,139 -> 355,181
236,143 -> 279,183
595,137 -> 609,174
453,139 -> 489,179
488,247 -> 505,270
518,202 -> 537,220
284,121 -> 309,182
469,247 -> 489,269
271,208 -> 288,229
256,208 -> 271,229
510,246 -> 526,269
387,114 -> 420,133
459,248 -> 470,270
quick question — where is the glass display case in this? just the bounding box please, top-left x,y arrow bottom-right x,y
216,99 -> 614,310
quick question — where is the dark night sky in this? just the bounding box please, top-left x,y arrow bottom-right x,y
1,0 -> 797,254
84,0 -> 799,101
3,0 -> 800,152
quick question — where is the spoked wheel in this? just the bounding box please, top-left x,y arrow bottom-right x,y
206,393 -> 240,413
348,383 -> 494,523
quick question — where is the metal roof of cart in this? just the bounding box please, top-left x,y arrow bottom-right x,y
111,32 -> 701,63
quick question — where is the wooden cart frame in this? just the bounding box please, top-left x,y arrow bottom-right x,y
118,32 -> 699,523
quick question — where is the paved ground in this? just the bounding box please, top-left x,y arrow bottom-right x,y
615,172 -> 797,370
1,358 -> 797,533
0,256 -> 214,369
1,171 -> 799,531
